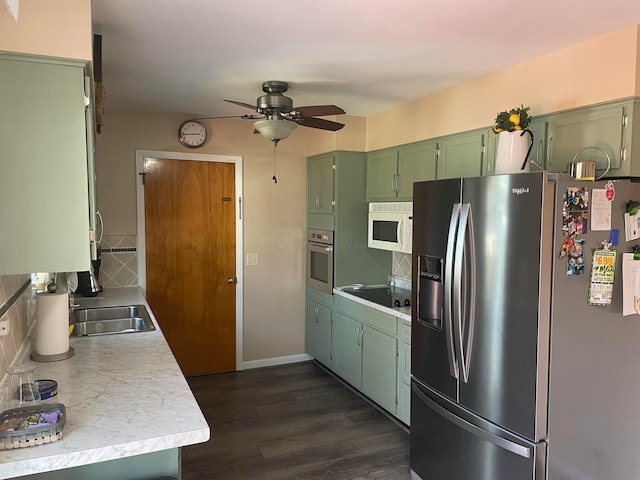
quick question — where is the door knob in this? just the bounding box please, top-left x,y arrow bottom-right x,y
226,277 -> 236,284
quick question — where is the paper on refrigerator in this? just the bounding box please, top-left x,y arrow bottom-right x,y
622,253 -> 640,315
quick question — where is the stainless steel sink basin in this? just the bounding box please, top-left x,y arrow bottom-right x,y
71,304 -> 156,336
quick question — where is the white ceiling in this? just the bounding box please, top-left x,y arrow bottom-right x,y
91,0 -> 640,120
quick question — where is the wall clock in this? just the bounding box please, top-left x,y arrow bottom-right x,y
178,120 -> 207,148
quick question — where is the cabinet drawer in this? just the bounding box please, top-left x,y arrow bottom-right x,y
335,295 -> 398,336
399,321 -> 411,345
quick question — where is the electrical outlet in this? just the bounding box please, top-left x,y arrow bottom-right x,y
246,253 -> 259,266
0,320 -> 8,336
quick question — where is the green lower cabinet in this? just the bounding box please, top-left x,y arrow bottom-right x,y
362,326 -> 398,415
332,312 -> 363,389
397,340 -> 411,425
305,299 -> 333,368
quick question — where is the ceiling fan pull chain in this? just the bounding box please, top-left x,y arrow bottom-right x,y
272,140 -> 278,184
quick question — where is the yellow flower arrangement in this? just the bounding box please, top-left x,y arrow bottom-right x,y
493,105 -> 531,133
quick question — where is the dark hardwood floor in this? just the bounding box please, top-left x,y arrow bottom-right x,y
182,361 -> 410,480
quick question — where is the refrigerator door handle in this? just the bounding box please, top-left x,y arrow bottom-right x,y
445,204 -> 461,379
411,383 -> 532,459
454,203 -> 476,383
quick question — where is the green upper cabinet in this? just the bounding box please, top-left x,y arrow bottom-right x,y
526,120 -> 548,172
397,141 -> 438,198
0,54 -> 93,274
367,140 -> 437,201
308,153 -> 335,215
546,101 -> 629,176
484,121 -> 547,175
437,130 -> 485,179
366,148 -> 399,201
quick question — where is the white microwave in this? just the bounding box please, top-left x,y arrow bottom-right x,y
368,202 -> 413,254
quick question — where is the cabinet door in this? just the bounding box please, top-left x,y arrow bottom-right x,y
367,148 -> 399,201
397,382 -> 411,425
308,154 -> 334,214
305,300 -> 332,368
397,141 -> 437,199
362,326 -> 398,414
526,121 -> 547,172
0,55 -> 91,274
398,339 -> 411,386
332,312 -> 363,389
547,105 -> 626,174
437,131 -> 485,179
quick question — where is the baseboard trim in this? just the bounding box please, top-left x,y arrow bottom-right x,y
241,353 -> 313,370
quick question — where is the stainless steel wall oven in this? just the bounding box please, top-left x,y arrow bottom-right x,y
306,229 -> 334,294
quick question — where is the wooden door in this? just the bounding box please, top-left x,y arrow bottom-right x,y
144,158 -> 236,376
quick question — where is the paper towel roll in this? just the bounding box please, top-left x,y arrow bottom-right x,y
35,292 -> 69,356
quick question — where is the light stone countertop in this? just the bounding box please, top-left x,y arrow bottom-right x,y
333,286 -> 411,322
0,287 -> 210,479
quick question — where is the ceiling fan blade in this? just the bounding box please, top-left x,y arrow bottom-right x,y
224,99 -> 257,110
297,117 -> 345,131
194,114 -> 264,120
293,105 -> 346,117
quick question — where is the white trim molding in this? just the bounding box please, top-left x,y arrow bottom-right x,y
242,354 -> 313,370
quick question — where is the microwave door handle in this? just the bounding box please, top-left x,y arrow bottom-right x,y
397,217 -> 404,248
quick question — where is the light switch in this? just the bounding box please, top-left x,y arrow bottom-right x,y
246,253 -> 259,266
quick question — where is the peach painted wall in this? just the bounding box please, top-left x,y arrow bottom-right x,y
0,0 -> 92,60
367,25 -> 640,151
636,29 -> 640,95
96,110 -> 324,362
304,115 -> 367,156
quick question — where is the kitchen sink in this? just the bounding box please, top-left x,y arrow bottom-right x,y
71,304 -> 156,336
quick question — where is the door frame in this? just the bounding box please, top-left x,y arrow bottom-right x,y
135,150 -> 244,371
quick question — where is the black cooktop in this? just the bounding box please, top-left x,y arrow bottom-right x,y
346,286 -> 411,308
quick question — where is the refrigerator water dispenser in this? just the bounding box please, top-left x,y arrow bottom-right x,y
417,254 -> 443,330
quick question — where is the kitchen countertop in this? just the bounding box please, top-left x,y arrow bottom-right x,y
333,286 -> 411,322
0,287 -> 210,479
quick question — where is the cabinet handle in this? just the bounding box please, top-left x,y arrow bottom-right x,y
395,174 -> 400,194
391,174 -> 396,194
548,136 -> 554,166
356,326 -> 362,346
314,307 -> 319,323
315,193 -> 321,209
360,327 -> 365,348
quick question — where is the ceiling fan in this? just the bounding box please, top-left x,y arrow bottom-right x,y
224,80 -> 346,142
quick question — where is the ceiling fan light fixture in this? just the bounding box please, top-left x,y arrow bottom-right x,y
253,118 -> 298,142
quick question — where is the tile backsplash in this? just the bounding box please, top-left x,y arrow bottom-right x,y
99,235 -> 139,288
0,275 -> 34,379
392,252 -> 412,281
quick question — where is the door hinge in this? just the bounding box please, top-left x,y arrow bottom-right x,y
89,229 -> 96,241
331,200 -> 336,206
138,171 -> 146,185
395,396 -> 398,405
622,113 -> 628,128
238,196 -> 242,219
332,164 -> 336,170
396,347 -> 399,357
621,146 -> 627,163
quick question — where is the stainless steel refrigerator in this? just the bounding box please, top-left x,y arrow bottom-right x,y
411,172 -> 640,480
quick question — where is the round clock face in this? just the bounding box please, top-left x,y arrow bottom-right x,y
178,120 -> 207,148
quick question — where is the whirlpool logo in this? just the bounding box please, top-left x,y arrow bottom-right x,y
512,187 -> 530,195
